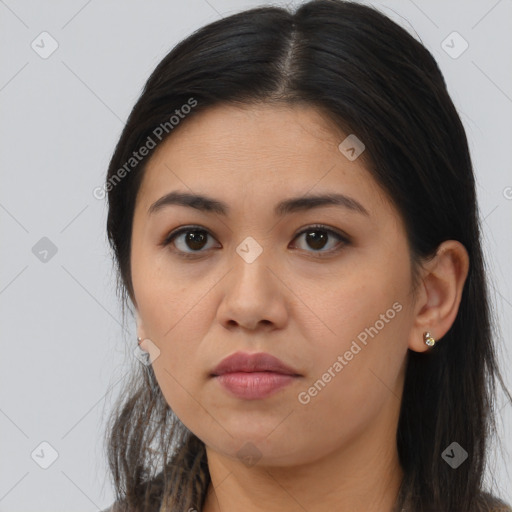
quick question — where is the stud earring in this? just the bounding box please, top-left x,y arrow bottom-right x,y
423,331 -> 436,347
137,336 -> 142,345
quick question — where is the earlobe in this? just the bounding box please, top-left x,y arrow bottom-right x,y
408,240 -> 469,353
135,311 -> 149,352
137,337 -> 149,352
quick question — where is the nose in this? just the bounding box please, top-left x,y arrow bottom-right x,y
216,248 -> 289,332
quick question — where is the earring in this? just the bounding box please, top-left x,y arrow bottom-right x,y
423,331 -> 436,347
137,336 -> 142,345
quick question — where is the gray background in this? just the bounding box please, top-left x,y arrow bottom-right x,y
1,0 -> 511,510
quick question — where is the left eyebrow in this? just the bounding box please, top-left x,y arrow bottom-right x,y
147,191 -> 370,217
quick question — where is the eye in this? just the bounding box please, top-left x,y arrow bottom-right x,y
291,224 -> 350,256
161,226 -> 219,258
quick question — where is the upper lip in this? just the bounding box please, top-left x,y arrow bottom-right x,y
211,351 -> 301,376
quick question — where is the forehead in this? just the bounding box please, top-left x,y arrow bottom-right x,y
137,103 -> 391,217
147,102 -> 354,167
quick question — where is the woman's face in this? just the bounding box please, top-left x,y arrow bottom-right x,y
131,103 -> 419,467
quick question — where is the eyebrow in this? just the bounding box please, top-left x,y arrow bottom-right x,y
148,191 -> 369,217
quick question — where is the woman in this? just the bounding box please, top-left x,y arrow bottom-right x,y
101,1 -> 512,510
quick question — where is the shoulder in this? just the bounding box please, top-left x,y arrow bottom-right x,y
478,491 -> 512,511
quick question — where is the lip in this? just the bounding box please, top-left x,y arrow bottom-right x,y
210,351 -> 300,376
210,351 -> 301,400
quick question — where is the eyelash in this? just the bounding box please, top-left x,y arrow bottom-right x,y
160,224 -> 351,259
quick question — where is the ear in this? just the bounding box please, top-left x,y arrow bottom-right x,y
408,240 -> 469,353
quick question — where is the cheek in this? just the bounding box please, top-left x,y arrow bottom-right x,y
131,242 -> 197,336
131,256 -> 220,419
304,257 -> 407,357
287,291 -> 408,461
297,260 -> 409,410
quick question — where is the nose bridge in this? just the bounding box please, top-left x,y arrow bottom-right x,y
217,235 -> 287,330
231,234 -> 275,295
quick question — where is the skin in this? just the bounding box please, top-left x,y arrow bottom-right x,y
131,103 -> 469,512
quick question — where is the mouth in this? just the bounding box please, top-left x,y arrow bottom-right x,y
210,351 -> 301,400
210,350 -> 301,377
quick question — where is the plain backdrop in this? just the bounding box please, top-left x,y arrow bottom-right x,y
0,0 -> 511,510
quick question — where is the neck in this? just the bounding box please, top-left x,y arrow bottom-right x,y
201,411 -> 404,512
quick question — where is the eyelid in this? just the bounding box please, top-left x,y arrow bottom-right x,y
294,224 -> 350,243
160,224 -> 211,247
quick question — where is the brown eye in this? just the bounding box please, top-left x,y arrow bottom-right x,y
181,230 -> 208,251
163,227 -> 218,255
292,225 -> 349,255
304,230 -> 329,250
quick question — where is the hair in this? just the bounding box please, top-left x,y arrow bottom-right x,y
102,1 -> 512,511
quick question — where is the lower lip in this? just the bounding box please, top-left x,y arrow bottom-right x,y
213,372 -> 298,400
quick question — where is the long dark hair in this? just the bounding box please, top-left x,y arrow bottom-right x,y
103,1 -> 511,510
